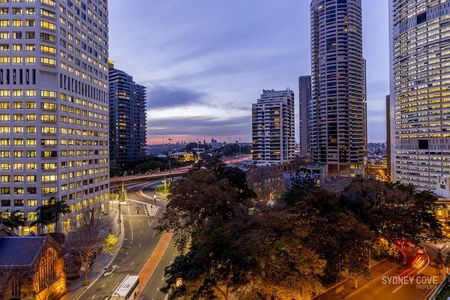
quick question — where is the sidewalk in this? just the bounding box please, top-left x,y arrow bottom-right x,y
62,204 -> 125,300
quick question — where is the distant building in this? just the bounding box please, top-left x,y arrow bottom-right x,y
109,63 -> 147,167
169,152 -> 195,162
299,76 -> 311,157
310,0 -> 367,177
0,234 -> 66,300
252,89 -> 295,165
390,0 -> 450,197
247,158 -> 323,202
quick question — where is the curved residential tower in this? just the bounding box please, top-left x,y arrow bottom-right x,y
310,0 -> 367,178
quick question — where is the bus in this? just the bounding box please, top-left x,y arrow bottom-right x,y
111,275 -> 140,300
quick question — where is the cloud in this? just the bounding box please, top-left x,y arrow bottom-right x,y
110,0 -> 390,143
148,116 -> 251,137
148,86 -> 206,109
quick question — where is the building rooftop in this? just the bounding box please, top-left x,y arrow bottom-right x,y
0,236 -> 48,267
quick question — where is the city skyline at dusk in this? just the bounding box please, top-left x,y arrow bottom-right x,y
109,0 -> 390,144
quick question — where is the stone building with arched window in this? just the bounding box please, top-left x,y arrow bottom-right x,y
0,233 -> 66,300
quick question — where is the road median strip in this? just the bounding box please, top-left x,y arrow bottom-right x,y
136,232 -> 174,297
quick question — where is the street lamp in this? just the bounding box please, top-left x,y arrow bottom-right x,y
117,180 -> 126,235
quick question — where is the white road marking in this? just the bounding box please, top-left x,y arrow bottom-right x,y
152,231 -> 156,238
130,260 -> 135,266
91,295 -> 96,299
101,283 -> 105,288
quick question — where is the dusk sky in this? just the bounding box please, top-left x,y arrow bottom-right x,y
109,0 -> 389,145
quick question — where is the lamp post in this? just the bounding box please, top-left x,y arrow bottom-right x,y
118,180 -> 126,235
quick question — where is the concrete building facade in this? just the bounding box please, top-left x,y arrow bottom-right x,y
0,0 -> 110,233
389,0 -> 450,197
252,89 -> 295,165
310,0 -> 367,178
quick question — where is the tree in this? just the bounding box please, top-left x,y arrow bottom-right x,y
162,219 -> 250,299
65,208 -> 106,285
0,210 -> 25,234
341,178 -> 443,244
235,208 -> 325,299
159,168 -> 247,251
161,164 -> 327,299
282,169 -> 318,206
280,185 -> 373,283
33,201 -> 71,233
102,234 -> 119,255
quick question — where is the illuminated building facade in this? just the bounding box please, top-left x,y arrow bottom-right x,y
310,0 -> 367,177
109,64 -> 147,168
0,0 -> 110,233
252,89 -> 295,165
299,75 -> 311,158
390,0 -> 450,197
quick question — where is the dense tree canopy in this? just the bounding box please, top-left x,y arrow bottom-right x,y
160,162 -> 444,299
341,179 -> 443,243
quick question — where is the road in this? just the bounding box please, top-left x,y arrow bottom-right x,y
110,166 -> 191,186
346,251 -> 442,300
72,181 -> 176,300
109,155 -> 252,186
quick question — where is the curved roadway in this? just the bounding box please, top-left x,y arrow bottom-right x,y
74,181 -> 177,300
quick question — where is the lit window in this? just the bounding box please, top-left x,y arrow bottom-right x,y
13,127 -> 23,134
26,90 -> 36,97
26,101 -> 36,108
0,56 -> 10,63
26,163 -> 36,170
40,20 -> 56,30
41,90 -> 56,98
12,90 -> 23,97
26,56 -> 36,64
40,57 -> 56,66
27,200 -> 37,207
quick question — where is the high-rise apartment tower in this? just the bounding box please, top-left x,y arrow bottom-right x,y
109,64 -> 147,168
252,89 -> 295,165
310,0 -> 367,177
